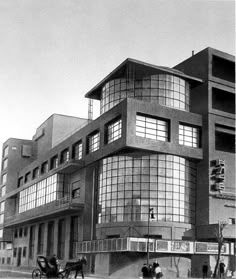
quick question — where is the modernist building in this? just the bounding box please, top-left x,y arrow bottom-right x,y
0,47 -> 235,278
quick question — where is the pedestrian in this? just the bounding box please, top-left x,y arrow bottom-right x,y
219,262 -> 225,278
202,262 -> 208,278
48,254 -> 59,276
149,264 -> 153,278
155,263 -> 163,278
141,263 -> 150,279
152,262 -> 158,279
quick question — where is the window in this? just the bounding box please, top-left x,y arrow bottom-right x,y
72,181 -> 80,199
2,257 -> 5,264
179,124 -> 200,148
29,226 -> 35,258
2,159 -> 8,170
215,125 -> 235,153
136,114 -> 169,142
3,146 -> 9,158
212,87 -> 235,114
228,218 -> 235,225
1,186 -> 6,197
72,141 -> 82,160
13,248 -> 17,257
23,247 -> 27,257
60,149 -> 70,164
58,219 -> 65,259
0,229 -> 3,238
0,201 -> 5,213
212,55 -> 235,83
50,156 -> 59,170
47,222 -> 54,257
98,154 -> 196,224
19,174 -> 59,213
24,227 -> 28,237
45,175 -> 57,203
19,228 -> 23,237
0,214 -> 4,224
37,223 -> 44,254
21,145 -> 32,157
7,257 -> 11,264
106,118 -> 122,144
1,174 -> 7,185
32,167 -> 39,180
101,75 -> 190,114
87,132 -> 100,153
41,161 -> 48,175
72,188 -> 80,199
17,177 -> 24,188
24,172 -> 31,184
14,229 -> 18,238
69,216 -> 79,259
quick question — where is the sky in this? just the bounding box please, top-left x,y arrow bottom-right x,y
0,0 -> 235,159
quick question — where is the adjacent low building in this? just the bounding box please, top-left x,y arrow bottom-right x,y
0,47 -> 235,278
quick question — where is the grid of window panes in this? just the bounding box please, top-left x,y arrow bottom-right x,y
100,75 -> 190,114
136,115 -> 168,142
19,174 -> 60,213
107,119 -> 122,144
73,142 -> 82,160
46,175 -> 57,203
179,124 -> 199,148
98,154 -> 196,224
88,132 -> 100,153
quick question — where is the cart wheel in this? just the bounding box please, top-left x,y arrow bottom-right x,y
32,268 -> 41,279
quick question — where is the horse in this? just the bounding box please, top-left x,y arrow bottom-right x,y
65,256 -> 87,279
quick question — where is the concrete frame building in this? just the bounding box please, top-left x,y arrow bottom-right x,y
0,47 -> 235,278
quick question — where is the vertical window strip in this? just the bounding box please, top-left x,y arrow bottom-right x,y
89,132 -> 100,153
179,124 -> 199,148
107,119 -> 122,144
74,142 -> 82,160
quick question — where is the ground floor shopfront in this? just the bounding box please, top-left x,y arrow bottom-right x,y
77,238 -> 236,278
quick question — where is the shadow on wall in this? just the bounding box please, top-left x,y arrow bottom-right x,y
109,253 -> 191,279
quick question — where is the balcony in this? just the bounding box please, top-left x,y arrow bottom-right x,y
4,196 -> 84,228
57,159 -> 84,174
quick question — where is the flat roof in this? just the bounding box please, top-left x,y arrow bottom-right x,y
85,58 -> 203,100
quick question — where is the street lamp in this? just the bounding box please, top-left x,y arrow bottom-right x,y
147,207 -> 155,266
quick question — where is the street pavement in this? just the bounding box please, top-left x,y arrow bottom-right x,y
0,268 -> 232,279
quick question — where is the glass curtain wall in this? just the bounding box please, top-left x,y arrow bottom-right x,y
98,154 -> 196,225
101,75 -> 190,114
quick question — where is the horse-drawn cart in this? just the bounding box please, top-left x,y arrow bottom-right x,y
32,256 -> 66,278
32,255 -> 86,279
